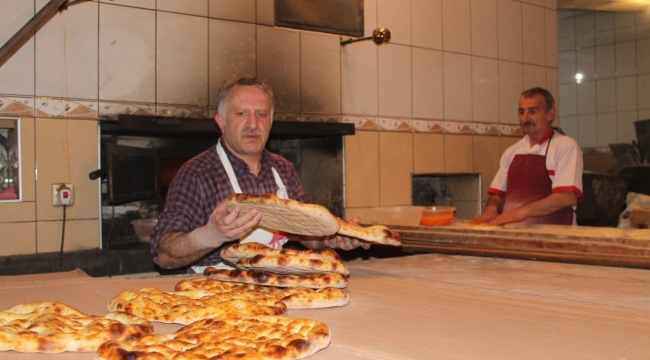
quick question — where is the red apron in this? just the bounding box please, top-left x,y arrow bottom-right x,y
503,154 -> 574,225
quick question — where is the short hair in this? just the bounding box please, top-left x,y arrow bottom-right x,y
521,87 -> 555,112
216,75 -> 275,118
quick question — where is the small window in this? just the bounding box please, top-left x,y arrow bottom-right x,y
0,117 -> 21,201
274,0 -> 364,37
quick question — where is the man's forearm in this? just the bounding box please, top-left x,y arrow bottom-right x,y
485,195 -> 503,213
300,239 -> 328,250
157,227 -> 231,267
472,195 -> 503,223
519,192 -> 578,218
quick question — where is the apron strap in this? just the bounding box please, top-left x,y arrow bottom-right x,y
271,168 -> 288,198
216,139 -> 243,193
543,131 -> 554,185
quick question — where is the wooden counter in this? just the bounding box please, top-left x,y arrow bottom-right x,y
1,254 -> 650,359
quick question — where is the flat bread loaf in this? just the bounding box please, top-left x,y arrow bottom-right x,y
222,242 -> 342,264
225,194 -> 403,245
0,302 -> 153,353
204,268 -> 349,289
96,315 -> 331,360
225,193 -> 340,236
175,278 -> 350,309
236,256 -> 351,276
108,287 -> 287,325
222,242 -> 350,275
337,218 -> 402,246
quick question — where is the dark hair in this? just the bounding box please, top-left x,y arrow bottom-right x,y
216,75 -> 275,117
521,87 -> 555,112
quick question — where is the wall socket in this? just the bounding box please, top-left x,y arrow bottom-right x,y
52,183 -> 74,206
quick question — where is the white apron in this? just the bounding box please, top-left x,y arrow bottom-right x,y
191,139 -> 289,273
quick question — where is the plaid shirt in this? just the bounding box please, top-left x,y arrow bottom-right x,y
150,139 -> 310,269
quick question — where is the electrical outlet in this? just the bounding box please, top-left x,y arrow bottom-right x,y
52,183 -> 74,206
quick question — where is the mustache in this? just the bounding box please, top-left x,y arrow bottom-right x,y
522,121 -> 535,127
241,129 -> 263,137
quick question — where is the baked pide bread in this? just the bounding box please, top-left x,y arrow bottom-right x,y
235,255 -> 351,276
176,278 -> 350,309
0,301 -> 153,353
96,315 -> 331,360
336,217 -> 402,246
221,242 -> 350,276
225,193 -> 402,245
204,268 -> 349,289
225,193 -> 340,236
222,242 -> 342,264
108,287 -> 287,325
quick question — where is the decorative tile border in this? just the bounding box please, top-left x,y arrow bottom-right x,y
34,98 -> 98,119
342,115 -> 380,131
300,113 -> 341,123
0,96 -> 35,117
443,121 -> 474,135
99,101 -> 155,120
156,105 -> 208,119
0,94 -> 524,137
470,122 -> 501,136
378,117 -> 413,132
273,112 -> 301,122
341,115 -> 520,137
496,124 -> 523,137
413,120 -> 444,133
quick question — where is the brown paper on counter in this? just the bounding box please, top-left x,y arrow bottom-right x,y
1,255 -> 650,359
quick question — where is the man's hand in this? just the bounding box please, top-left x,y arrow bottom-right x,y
471,195 -> 503,225
157,200 -> 263,268
205,201 -> 262,243
479,192 -> 578,226
323,234 -> 371,251
485,208 -> 527,225
300,215 -> 371,251
324,215 -> 371,250
471,210 -> 498,225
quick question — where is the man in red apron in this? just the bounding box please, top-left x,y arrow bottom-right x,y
473,87 -> 583,226
151,75 -> 369,272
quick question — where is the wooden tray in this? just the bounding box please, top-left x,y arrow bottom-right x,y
391,220 -> 650,269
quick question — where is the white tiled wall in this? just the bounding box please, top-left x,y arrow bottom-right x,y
99,4 -> 156,103
35,0 -> 98,99
157,12 -> 209,106
558,8 -> 650,148
0,0 -> 35,96
0,0 -> 558,255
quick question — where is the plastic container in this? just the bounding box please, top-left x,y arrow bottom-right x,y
130,219 -> 158,242
419,206 -> 456,226
367,206 -> 426,226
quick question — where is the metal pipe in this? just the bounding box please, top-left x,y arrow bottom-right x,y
341,28 -> 391,46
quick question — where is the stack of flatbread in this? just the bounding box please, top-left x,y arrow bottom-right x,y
199,242 -> 351,310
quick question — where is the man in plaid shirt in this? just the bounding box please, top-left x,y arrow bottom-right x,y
150,75 -> 369,272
